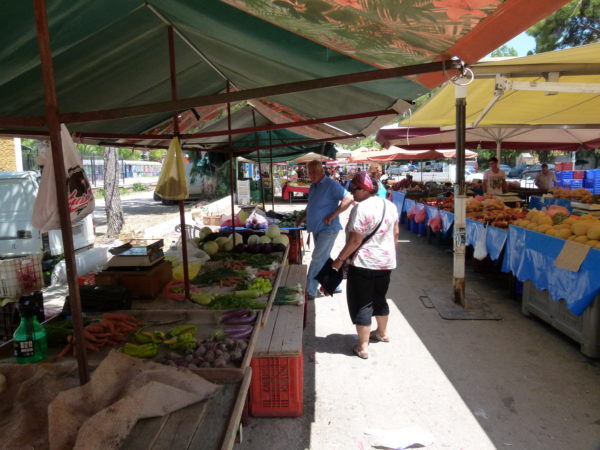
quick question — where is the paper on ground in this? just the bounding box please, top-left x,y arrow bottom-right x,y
365,425 -> 435,449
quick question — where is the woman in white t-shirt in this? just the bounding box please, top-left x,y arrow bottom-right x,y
331,172 -> 399,359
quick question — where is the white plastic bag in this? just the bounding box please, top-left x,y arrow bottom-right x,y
32,124 -> 95,232
473,226 -> 488,261
245,207 -> 269,230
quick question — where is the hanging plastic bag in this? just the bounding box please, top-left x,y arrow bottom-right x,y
428,212 -> 442,233
154,137 -> 189,200
220,214 -> 244,228
407,203 -> 418,220
245,207 -> 269,230
473,226 -> 488,261
414,207 -> 427,224
32,124 -> 95,232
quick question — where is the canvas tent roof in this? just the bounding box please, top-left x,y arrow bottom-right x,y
0,0 -> 570,156
396,43 -> 600,128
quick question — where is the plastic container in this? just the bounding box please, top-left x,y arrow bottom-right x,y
13,293 -> 47,363
410,219 -> 418,233
249,352 -> 303,417
418,221 -> 427,236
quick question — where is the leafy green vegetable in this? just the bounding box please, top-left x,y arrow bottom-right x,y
207,294 -> 267,310
192,268 -> 248,286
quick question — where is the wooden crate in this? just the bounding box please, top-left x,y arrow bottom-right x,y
122,368 -> 252,450
116,309 -> 261,383
95,260 -> 172,299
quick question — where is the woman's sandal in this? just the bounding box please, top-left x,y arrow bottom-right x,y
369,331 -> 390,343
353,346 -> 369,360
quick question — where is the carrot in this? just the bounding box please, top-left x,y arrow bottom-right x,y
103,313 -> 140,325
85,341 -> 101,352
99,319 -> 117,335
83,330 -> 102,343
86,323 -> 105,333
57,343 -> 73,358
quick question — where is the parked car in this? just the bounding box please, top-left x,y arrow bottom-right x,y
466,160 -> 479,171
520,164 -> 556,180
499,164 -> 511,173
508,164 -> 530,178
0,171 -> 95,258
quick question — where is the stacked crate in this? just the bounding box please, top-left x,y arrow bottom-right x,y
584,169 -> 600,194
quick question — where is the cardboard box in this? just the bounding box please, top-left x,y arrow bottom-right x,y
95,260 -> 172,299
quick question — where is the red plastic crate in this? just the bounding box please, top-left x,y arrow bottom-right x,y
249,352 -> 303,417
561,162 -> 574,171
573,170 -> 585,179
78,273 -> 96,286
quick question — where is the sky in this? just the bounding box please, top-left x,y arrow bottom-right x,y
500,32 -> 537,56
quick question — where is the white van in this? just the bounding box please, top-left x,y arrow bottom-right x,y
0,171 -> 95,258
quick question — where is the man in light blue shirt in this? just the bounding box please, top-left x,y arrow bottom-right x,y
296,160 -> 353,299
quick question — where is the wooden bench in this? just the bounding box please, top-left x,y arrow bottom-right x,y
249,264 -> 306,417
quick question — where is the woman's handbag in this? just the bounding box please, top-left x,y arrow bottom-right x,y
316,200 -> 387,295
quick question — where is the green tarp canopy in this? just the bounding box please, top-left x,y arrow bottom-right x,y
0,0 -> 570,160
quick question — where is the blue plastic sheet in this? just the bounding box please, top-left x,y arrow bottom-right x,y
503,226 -> 600,315
530,195 -> 574,212
486,226 -> 508,261
466,219 -> 483,247
390,191 -> 406,217
403,198 -> 415,213
426,205 -> 438,222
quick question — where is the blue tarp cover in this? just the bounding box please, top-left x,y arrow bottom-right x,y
503,226 -> 600,315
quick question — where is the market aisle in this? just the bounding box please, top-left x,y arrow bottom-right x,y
238,210 -> 600,450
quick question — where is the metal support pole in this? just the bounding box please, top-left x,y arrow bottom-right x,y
251,109 -> 266,211
227,82 -> 237,245
269,131 -> 275,213
496,140 -> 501,163
33,0 -> 89,384
454,80 -> 468,308
168,26 -> 190,300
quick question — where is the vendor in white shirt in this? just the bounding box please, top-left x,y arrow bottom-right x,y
483,157 -> 507,195
534,163 -> 557,191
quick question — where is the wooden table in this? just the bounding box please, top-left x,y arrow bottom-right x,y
123,369 -> 252,450
254,264 -> 306,357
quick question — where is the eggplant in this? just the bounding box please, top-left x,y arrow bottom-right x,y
234,243 -> 248,253
248,243 -> 260,254
223,311 -> 257,325
272,243 -> 286,253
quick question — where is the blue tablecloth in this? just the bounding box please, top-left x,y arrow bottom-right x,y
502,226 -> 600,315
390,191 -> 406,217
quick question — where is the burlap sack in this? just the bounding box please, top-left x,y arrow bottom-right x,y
48,350 -> 221,450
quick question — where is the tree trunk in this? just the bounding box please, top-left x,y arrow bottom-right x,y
104,146 -> 124,238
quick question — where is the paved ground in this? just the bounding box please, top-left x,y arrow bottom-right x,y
238,204 -> 600,450
45,195 -> 600,449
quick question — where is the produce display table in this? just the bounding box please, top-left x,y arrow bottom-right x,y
282,183 -> 309,201
122,368 -> 252,450
502,226 -> 600,316
250,264 -> 306,417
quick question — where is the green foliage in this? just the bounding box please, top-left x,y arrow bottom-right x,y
527,0 -> 600,53
132,183 -> 146,192
340,136 -> 382,151
490,45 -> 518,57
94,188 -> 105,199
149,149 -> 167,161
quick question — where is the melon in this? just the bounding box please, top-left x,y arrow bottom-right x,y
221,239 -> 234,252
200,226 -> 213,239
215,236 -> 230,249
574,235 -> 589,244
572,222 -> 593,236
247,234 -> 260,245
587,224 -> 600,241
272,234 -> 289,246
258,235 -> 272,244
228,232 -> 243,244
537,224 -> 551,233
203,241 -> 219,255
585,239 -> 599,247
558,228 -> 572,239
266,224 -> 281,239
